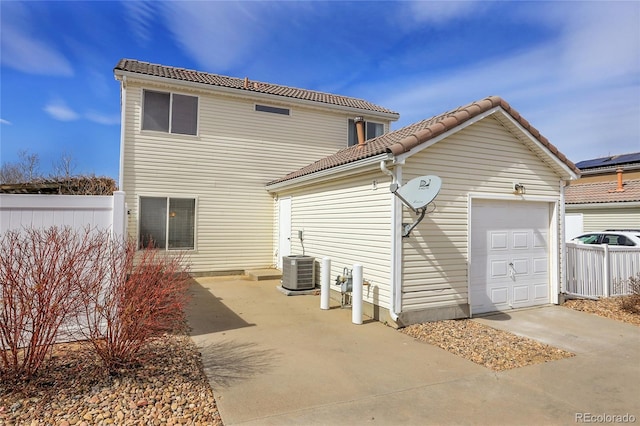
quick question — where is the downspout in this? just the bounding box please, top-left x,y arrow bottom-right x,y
559,179 -> 567,302
117,75 -> 127,189
380,160 -> 400,322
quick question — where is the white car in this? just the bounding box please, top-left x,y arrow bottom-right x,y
572,231 -> 640,247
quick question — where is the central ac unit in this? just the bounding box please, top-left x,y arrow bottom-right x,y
282,255 -> 315,290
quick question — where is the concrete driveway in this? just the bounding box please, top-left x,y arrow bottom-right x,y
187,276 -> 640,425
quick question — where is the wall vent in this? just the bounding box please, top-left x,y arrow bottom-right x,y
282,255 -> 315,290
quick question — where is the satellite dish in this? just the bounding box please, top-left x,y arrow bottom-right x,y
393,175 -> 442,211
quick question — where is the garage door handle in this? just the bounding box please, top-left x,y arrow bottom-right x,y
508,262 -> 516,280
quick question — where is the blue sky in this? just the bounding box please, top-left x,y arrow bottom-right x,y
1,1 -> 639,182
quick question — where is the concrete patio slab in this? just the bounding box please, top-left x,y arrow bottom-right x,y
187,277 -> 640,425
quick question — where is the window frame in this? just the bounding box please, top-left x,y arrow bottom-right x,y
347,118 -> 384,146
137,194 -> 198,251
255,104 -> 291,116
141,89 -> 200,136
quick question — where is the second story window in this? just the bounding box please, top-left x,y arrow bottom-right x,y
348,119 -> 384,146
142,90 -> 198,135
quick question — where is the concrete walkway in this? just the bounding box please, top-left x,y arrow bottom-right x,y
187,276 -> 640,425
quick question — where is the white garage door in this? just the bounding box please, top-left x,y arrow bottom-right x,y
470,199 -> 550,315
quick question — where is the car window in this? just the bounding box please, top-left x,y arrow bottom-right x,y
575,234 -> 600,244
603,234 -> 636,246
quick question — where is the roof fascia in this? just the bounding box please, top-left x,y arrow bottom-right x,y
394,107 -> 497,163
565,201 -> 640,209
114,70 -> 399,122
492,109 -> 579,181
266,153 -> 390,192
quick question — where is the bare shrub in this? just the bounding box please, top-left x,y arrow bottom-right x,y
620,273 -> 640,314
0,227 -> 105,379
79,240 -> 191,372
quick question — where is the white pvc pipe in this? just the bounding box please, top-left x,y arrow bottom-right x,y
320,257 -> 331,310
352,264 -> 363,325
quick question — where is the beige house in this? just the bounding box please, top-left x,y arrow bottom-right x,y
565,153 -> 640,238
114,59 -> 399,274
267,97 -> 580,326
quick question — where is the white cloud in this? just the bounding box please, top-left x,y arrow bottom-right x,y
85,111 -> 120,126
0,119 -> 12,125
44,100 -> 79,121
404,0 -> 486,25
161,2 -> 274,71
0,3 -> 73,76
368,2 -> 640,163
122,0 -> 157,46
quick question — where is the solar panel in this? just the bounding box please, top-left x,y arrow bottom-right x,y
575,152 -> 640,169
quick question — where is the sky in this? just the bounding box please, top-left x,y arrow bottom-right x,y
1,0 -> 639,183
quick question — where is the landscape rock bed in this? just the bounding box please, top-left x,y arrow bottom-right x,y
563,296 -> 640,326
0,335 -> 222,426
402,319 -> 575,371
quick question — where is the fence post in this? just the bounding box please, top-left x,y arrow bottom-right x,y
603,244 -> 610,297
320,257 -> 331,310
112,191 -> 126,241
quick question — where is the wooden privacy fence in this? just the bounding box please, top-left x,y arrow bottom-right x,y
565,242 -> 640,298
0,191 -> 126,238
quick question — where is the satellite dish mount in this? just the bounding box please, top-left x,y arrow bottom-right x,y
390,175 -> 442,237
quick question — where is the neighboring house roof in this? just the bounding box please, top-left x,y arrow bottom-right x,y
114,59 -> 399,117
565,179 -> 640,204
575,152 -> 640,171
267,96 -> 579,186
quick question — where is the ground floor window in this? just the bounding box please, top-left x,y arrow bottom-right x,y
139,196 -> 196,250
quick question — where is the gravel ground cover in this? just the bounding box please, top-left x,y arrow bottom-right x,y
563,296 -> 640,326
0,334 -> 222,426
401,319 -> 575,371
402,296 -> 639,372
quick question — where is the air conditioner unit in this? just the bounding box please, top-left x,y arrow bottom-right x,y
282,255 -> 315,290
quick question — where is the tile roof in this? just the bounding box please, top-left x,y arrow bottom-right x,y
565,179 -> 640,204
114,59 -> 399,117
267,96 -> 579,186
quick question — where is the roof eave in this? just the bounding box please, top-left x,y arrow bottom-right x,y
114,69 -> 400,121
566,201 -> 640,209
266,153 -> 390,192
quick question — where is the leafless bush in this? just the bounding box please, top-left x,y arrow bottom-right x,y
0,227 -> 105,379
620,274 -> 640,314
78,240 -> 191,372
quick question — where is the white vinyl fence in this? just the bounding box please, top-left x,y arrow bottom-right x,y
565,242 -> 640,298
0,191 -> 126,238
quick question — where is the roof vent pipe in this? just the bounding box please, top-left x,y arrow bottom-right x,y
244,77 -> 249,89
354,116 -> 365,146
616,168 -> 624,192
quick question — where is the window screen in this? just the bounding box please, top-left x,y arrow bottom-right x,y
168,198 -> 195,249
172,94 -> 198,135
142,91 -> 170,132
139,197 -> 167,248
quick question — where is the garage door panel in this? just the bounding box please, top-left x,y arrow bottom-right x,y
490,260 -> 508,278
533,257 -> 547,274
471,200 -> 550,315
512,232 -> 529,249
491,232 -> 508,250
512,258 -> 529,275
512,285 -> 530,303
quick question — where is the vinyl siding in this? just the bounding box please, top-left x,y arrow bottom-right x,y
565,206 -> 640,232
400,116 -> 562,312
122,79 -> 391,272
278,172 -> 393,308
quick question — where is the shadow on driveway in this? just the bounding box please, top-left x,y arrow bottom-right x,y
198,340 -> 280,388
186,278 -> 255,336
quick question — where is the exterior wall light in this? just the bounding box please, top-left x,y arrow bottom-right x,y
513,183 -> 526,194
